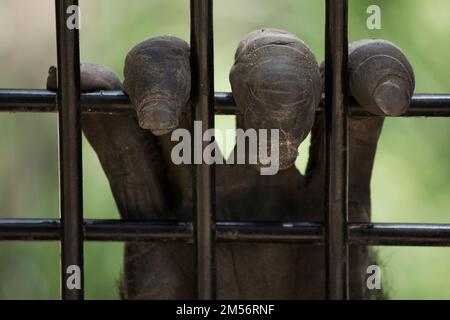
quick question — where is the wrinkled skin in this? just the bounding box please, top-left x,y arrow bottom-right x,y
123,36 -> 191,136
230,29 -> 321,169
46,33 -> 414,299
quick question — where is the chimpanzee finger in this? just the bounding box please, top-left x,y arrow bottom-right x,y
230,29 -> 321,172
307,39 -> 415,211
349,39 -> 415,117
347,41 -> 397,295
306,42 -> 414,298
48,63 -> 192,300
305,69 -> 388,206
347,39 -> 415,218
123,36 -> 191,136
47,63 -> 171,219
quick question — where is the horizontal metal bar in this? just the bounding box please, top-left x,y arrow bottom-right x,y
1,90 -> 450,117
0,219 -> 322,243
0,89 -> 237,115
218,221 -> 323,242
0,219 -> 449,246
348,223 -> 450,246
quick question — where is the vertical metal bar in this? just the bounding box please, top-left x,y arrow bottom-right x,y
55,0 -> 84,300
324,0 -> 349,300
190,0 -> 216,300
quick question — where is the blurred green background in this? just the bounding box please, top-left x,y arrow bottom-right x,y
0,0 -> 449,299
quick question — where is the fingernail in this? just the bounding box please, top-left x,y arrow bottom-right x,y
138,100 -> 178,136
374,79 -> 410,116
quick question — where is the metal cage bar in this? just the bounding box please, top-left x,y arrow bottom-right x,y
324,0 -> 349,300
2,219 -> 450,247
55,0 -> 84,300
2,90 -> 450,117
190,0 -> 217,300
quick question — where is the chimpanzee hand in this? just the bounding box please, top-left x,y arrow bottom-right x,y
46,32 -> 414,299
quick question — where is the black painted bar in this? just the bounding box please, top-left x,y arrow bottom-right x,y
324,0 -> 349,300
190,0 -> 217,300
348,223 -> 450,246
0,220 -> 323,243
0,219 -> 450,246
1,90 -> 450,117
55,0 -> 84,300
